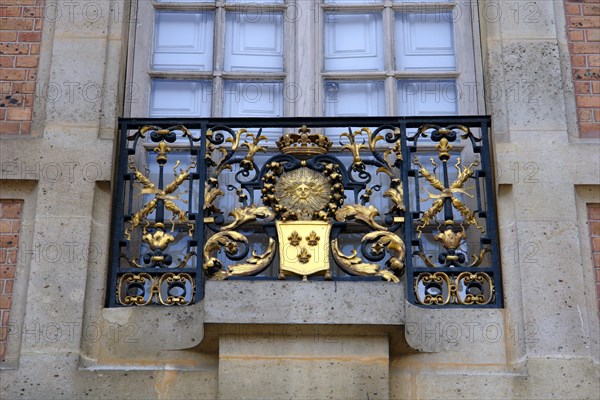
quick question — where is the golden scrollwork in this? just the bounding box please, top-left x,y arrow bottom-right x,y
204,183 -> 224,214
455,272 -> 493,305
117,273 -> 155,305
416,125 -> 474,162
383,183 -> 404,212
209,239 -> 276,280
203,231 -> 248,271
158,273 -> 194,306
363,230 -> 406,275
331,239 -> 399,283
414,271 -> 494,305
117,272 -> 195,306
416,272 -> 452,305
334,204 -> 387,231
210,128 -> 269,176
382,140 -> 402,172
132,125 -> 197,141
220,204 -> 275,231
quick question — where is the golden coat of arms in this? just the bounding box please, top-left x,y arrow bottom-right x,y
201,125 -> 405,283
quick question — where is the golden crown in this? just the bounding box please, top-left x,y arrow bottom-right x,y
276,126 -> 332,159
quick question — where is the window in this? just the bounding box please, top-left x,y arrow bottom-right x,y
126,0 -> 484,127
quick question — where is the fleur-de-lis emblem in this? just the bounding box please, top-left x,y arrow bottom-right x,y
306,231 -> 320,246
297,247 -> 311,264
288,231 -> 301,246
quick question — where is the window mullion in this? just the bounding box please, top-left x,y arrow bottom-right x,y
289,0 -> 317,116
213,3 -> 226,117
453,0 -> 478,115
283,1 -> 296,117
383,1 -> 395,116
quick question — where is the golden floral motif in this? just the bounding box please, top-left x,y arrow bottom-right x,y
142,223 -> 174,251
297,247 -> 311,264
306,231 -> 320,246
434,225 -> 466,250
288,231 -> 301,246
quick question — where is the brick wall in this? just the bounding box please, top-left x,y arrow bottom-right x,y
588,204 -> 600,314
0,0 -> 45,135
0,200 -> 22,362
564,0 -> 600,138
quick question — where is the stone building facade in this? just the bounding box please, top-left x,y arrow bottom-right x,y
0,0 -> 599,399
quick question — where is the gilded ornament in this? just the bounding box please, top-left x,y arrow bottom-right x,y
276,221 -> 331,280
306,231 -> 320,246
276,125 -> 332,159
331,240 -> 399,283
297,247 -> 311,264
415,272 -> 452,305
288,231 -> 301,246
434,225 -> 466,250
154,141 -> 171,163
340,128 -> 368,171
220,204 -> 275,231
334,204 -> 387,231
126,159 -> 196,240
158,273 -> 194,306
142,223 -> 174,251
209,239 -> 276,280
413,156 -> 484,235
274,168 -> 332,220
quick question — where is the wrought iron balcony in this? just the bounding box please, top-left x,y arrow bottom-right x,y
108,116 -> 502,308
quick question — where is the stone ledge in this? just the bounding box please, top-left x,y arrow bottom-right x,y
204,280 -> 405,325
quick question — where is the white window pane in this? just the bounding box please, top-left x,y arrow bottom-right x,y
394,13 -> 455,71
324,81 -> 385,116
223,81 -> 282,117
324,13 -> 384,72
150,80 -> 212,117
394,0 -> 451,2
153,12 -> 214,71
324,0 -> 379,3
324,81 -> 385,138
224,81 -> 283,141
397,80 -> 457,116
226,0 -> 283,2
156,0 -> 213,3
224,12 -> 283,72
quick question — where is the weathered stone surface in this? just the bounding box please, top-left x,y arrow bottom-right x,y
403,302 -> 506,359
205,280 -> 404,325
218,334 -> 389,400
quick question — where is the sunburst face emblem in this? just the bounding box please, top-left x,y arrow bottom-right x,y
274,168 -> 331,219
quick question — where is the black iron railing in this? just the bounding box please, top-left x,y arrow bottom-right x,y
108,116 -> 502,308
